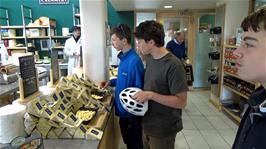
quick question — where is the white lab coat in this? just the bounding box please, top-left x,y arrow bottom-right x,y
64,36 -> 81,75
0,42 -> 10,65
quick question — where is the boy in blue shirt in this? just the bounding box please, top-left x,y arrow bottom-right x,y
100,24 -> 144,149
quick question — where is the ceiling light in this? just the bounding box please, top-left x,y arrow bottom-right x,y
164,5 -> 173,9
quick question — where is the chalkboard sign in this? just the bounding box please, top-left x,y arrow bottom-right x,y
19,55 -> 38,98
51,50 -> 59,83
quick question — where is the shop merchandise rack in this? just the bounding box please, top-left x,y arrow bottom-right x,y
73,4 -> 80,27
0,5 -> 70,55
208,26 -> 222,109
220,44 -> 260,123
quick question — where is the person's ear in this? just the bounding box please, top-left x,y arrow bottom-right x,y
122,38 -> 127,44
149,40 -> 155,46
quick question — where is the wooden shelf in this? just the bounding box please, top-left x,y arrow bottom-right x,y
223,85 -> 249,99
1,25 -> 24,29
7,47 -> 27,50
222,106 -> 241,124
224,59 -> 236,63
225,44 -> 237,49
27,36 -> 50,39
52,36 -> 71,39
53,46 -> 64,49
2,36 -> 24,39
224,71 -> 258,86
75,13 -> 80,17
25,25 -> 54,29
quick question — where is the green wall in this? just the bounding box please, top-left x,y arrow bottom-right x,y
107,0 -> 135,46
0,0 -> 79,35
0,0 -> 135,43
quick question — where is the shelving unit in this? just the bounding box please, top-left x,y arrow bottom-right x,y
224,71 -> 259,87
208,27 -> 222,108
73,4 -> 80,26
223,85 -> 249,99
219,44 -> 260,124
0,5 -> 70,58
222,106 -> 241,123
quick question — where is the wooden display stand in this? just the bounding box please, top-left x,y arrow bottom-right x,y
47,69 -> 61,88
48,50 -> 60,88
17,55 -> 40,104
18,73 -> 40,104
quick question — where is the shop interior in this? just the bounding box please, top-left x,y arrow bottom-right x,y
0,0 -> 265,149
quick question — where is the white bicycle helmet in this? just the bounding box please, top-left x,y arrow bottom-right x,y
119,87 -> 148,116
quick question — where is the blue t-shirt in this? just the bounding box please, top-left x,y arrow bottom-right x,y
109,48 -> 144,117
166,39 -> 187,60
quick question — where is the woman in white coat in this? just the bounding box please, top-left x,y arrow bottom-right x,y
64,26 -> 81,75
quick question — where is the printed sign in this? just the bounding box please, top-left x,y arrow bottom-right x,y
19,55 -> 38,98
39,0 -> 69,5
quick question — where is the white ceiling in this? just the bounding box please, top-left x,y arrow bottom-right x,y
109,0 -> 225,11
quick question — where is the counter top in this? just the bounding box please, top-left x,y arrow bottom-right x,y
0,81 -> 19,98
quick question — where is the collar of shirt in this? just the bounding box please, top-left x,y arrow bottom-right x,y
118,48 -> 134,61
174,38 -> 182,45
263,83 -> 266,89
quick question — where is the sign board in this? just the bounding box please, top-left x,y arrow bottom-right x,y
19,55 -> 38,98
51,50 -> 59,83
39,0 -> 69,5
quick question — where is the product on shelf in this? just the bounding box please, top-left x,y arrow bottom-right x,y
223,76 -> 255,97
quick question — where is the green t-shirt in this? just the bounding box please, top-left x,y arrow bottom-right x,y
142,53 -> 188,137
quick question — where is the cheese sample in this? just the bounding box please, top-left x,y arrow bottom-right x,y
91,94 -> 103,100
73,124 -> 87,139
76,110 -> 96,121
36,118 -> 52,138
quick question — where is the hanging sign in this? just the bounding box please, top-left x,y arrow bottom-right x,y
39,0 -> 69,5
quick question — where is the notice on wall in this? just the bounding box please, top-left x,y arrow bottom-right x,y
51,50 -> 59,83
39,0 -> 69,5
19,55 -> 38,98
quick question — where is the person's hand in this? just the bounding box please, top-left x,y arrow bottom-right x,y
133,91 -> 153,103
100,81 -> 109,89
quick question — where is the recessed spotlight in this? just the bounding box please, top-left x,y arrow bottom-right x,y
164,5 -> 173,9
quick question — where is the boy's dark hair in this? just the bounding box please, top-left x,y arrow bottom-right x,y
241,6 -> 266,32
134,20 -> 165,47
71,26 -> 81,32
110,24 -> 131,44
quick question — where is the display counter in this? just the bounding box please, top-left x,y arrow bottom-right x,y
43,95 -> 116,149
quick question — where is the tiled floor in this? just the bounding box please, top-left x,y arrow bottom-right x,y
120,90 -> 238,149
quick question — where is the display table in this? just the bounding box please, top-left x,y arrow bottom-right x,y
0,72 -> 48,100
0,81 -> 19,98
43,95 -> 117,149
